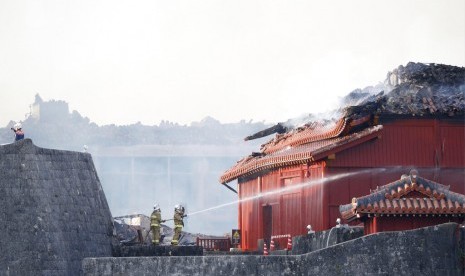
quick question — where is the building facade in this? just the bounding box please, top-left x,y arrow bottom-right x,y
221,115 -> 465,250
220,63 -> 465,251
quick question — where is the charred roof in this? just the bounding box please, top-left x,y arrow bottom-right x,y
221,62 -> 464,184
346,62 -> 465,119
246,62 -> 465,141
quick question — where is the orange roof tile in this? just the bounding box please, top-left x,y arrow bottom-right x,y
340,173 -> 465,220
220,125 -> 383,184
260,118 -> 349,154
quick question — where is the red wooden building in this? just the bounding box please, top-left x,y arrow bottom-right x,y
219,63 -> 465,251
339,170 -> 465,234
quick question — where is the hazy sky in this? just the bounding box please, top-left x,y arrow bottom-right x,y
0,0 -> 464,127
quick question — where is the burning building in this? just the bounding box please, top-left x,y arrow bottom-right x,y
220,62 -> 465,251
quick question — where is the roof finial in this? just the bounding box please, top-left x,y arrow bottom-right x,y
409,169 -> 418,184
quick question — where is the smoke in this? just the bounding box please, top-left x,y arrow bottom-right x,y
280,84 -> 382,130
280,62 -> 465,131
281,109 -> 337,128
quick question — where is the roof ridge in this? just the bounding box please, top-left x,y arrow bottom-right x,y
261,118 -> 349,154
345,174 -> 465,219
220,125 -> 383,184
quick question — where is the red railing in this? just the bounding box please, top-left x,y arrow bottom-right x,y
196,237 -> 231,251
270,234 -> 292,251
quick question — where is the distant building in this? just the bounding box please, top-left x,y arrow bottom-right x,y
30,94 -> 69,122
220,63 -> 465,251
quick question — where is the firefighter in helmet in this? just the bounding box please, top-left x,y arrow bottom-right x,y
150,204 -> 165,245
171,204 -> 186,245
11,122 -> 24,142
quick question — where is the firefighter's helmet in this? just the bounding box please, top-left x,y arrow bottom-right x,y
175,204 -> 184,213
153,204 -> 160,211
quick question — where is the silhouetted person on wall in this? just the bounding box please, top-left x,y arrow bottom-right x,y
11,123 -> 24,142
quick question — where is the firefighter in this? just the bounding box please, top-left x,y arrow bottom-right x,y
171,204 -> 187,245
11,123 -> 24,142
150,204 -> 165,245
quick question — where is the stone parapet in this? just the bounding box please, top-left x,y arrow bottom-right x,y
83,223 -> 464,276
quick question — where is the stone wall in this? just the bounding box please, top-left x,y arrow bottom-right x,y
114,245 -> 203,257
0,139 -> 115,276
83,223 -> 464,276
291,225 -> 364,255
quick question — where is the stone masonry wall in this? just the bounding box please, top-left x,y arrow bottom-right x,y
0,139 -> 115,276
290,226 -> 364,255
83,223 -> 464,276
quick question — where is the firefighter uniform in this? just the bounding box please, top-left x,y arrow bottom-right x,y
171,205 -> 185,245
150,206 -> 163,245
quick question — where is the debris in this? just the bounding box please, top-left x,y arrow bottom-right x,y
244,123 -> 288,141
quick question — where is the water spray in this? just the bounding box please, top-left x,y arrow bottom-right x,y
186,168 -> 386,217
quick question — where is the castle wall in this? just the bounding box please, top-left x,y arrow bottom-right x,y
83,222 -> 464,276
0,139 -> 115,276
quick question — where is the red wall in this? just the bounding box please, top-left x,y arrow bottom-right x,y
328,119 -> 465,170
237,118 -> 465,250
325,119 -> 465,228
238,177 -> 260,250
238,163 -> 326,250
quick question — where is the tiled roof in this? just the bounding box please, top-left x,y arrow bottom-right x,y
220,125 -> 383,184
259,118 -> 349,154
340,173 -> 465,220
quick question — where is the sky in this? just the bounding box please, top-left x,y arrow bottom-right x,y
0,0 -> 464,127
